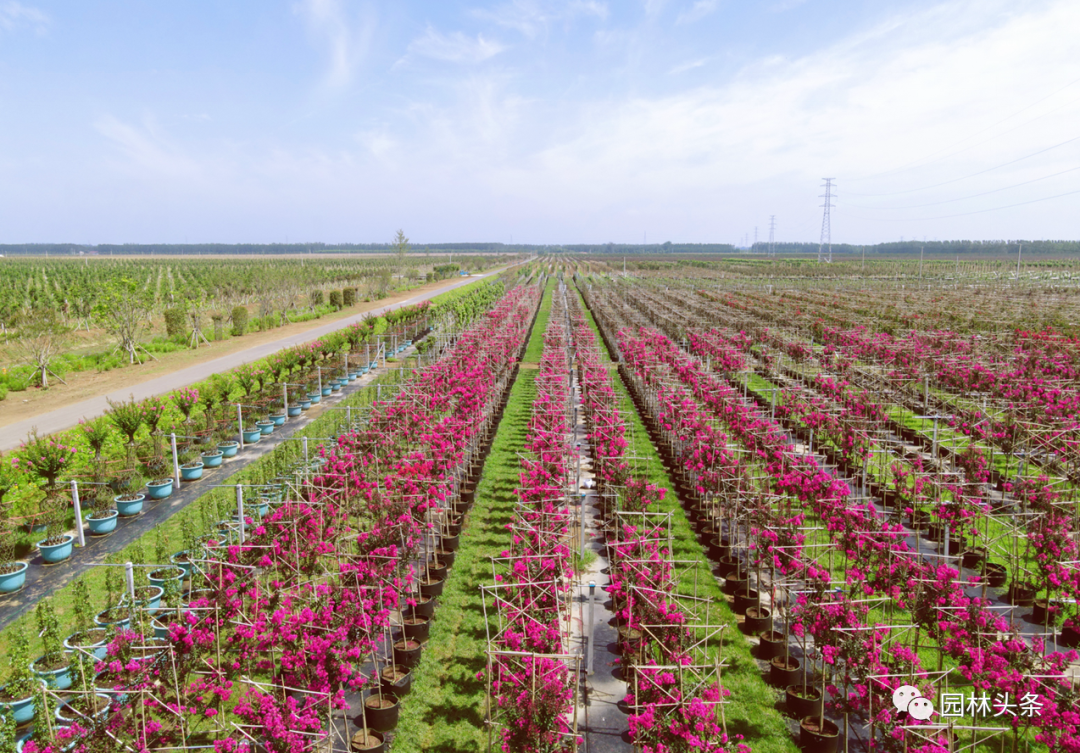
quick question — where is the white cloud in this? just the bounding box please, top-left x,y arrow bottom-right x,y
676,0 -> 718,24
0,1 -> 48,34
296,0 -> 376,90
94,115 -> 202,180
669,57 -> 707,74
472,0 -> 608,39
405,27 -> 506,64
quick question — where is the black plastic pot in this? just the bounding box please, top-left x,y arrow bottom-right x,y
961,547 -> 987,569
426,560 -> 448,582
1008,582 -> 1036,607
403,616 -> 431,643
715,556 -> 739,577
786,686 -> 823,719
350,730 -> 385,752
440,534 -> 460,552
769,656 -> 804,687
733,589 -> 759,615
743,606 -> 772,634
708,537 -> 730,561
420,578 -> 445,598
724,573 -> 748,595
757,630 -> 787,659
393,639 -> 422,668
434,549 -> 457,568
984,562 -> 1007,588
447,520 -> 462,537
406,596 -> 436,620
1032,599 -> 1058,626
1060,625 -> 1080,648
800,717 -> 839,753
363,693 -> 400,731
380,665 -> 412,697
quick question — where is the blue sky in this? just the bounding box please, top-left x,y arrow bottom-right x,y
1,0 -> 1078,245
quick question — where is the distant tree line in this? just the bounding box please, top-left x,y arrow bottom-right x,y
752,240 -> 1080,256
0,242 -> 519,257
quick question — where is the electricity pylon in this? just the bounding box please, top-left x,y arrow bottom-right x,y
818,178 -> 835,263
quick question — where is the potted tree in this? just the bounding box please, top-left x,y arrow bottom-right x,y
106,396 -> 144,465
84,485 -> 118,536
63,578 -> 110,662
19,432 -> 76,564
111,470 -> 148,514
32,599 -> 72,690
0,460 -> 28,592
0,624 -> 41,725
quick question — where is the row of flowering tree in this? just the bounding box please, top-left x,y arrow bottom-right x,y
13,279 -> 542,752
582,279 -> 1080,753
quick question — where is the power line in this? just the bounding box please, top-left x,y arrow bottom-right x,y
849,164 -> 1080,210
848,134 -> 1080,197
768,215 -> 776,256
844,186 -> 1080,222
848,75 -> 1080,183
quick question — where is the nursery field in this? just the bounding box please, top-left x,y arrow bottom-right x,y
0,254 -> 1079,753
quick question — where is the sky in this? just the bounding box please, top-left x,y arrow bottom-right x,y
0,0 -> 1078,246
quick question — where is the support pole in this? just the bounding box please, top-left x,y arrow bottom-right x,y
238,404 -> 245,450
318,367 -> 322,395
236,485 -> 246,544
283,384 -> 288,418
303,436 -> 309,467
125,561 -> 136,604
71,481 -> 85,548
171,433 -> 181,489
587,581 -> 597,675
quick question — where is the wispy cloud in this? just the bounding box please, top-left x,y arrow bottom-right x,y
472,0 -> 607,39
770,0 -> 808,11
0,1 -> 49,34
675,0 -> 718,24
296,0 -> 376,90
405,27 -> 506,64
94,115 -> 202,179
669,57 -> 707,74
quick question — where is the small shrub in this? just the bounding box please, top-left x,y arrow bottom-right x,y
329,290 -> 343,309
231,306 -> 248,337
342,288 -> 355,306
163,308 -> 186,339
310,290 -> 324,306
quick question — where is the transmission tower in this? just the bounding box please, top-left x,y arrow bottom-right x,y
818,178 -> 835,263
768,215 -> 776,256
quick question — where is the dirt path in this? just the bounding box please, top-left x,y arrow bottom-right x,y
0,265 -> 522,450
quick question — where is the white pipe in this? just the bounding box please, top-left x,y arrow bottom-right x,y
238,404 -> 245,450
125,561 -> 136,604
71,480 -> 85,547
236,485 -> 245,544
171,433 -> 181,488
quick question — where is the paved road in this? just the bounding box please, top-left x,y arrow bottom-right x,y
0,263 -> 525,451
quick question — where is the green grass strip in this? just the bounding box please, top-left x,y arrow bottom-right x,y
392,370 -> 539,752
522,277 -> 556,362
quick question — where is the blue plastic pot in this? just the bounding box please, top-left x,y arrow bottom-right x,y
288,405 -> 303,417
64,630 -> 109,662
86,510 -> 119,535
34,658 -> 73,690
180,462 -> 204,481
38,535 -> 74,564
116,492 -> 147,514
0,682 -> 41,724
148,566 -> 185,588
243,427 -> 262,443
271,413 -> 287,426
124,585 -> 164,614
95,608 -> 131,631
218,441 -> 240,458
256,421 -> 275,436
201,451 -> 224,468
170,550 -> 194,578
0,561 -> 29,593
308,392 -> 321,404
321,386 -> 332,396
57,692 -> 111,725
369,361 -> 378,369
330,382 -> 342,392
146,479 -> 173,500
300,399 -> 312,410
